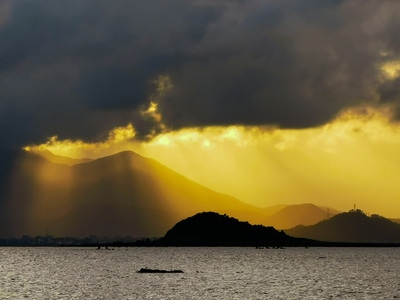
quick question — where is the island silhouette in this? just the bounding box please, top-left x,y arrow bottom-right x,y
147,212 -> 316,247
286,209 -> 400,243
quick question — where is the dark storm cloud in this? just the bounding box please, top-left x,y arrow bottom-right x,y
160,0 -> 400,129
0,0 -> 220,146
1,0 -> 400,146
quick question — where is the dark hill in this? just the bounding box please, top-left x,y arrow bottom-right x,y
286,209 -> 400,243
158,212 -> 312,246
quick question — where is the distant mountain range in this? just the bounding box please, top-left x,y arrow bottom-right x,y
0,149 -> 267,238
0,147 -> 354,239
286,209 -> 400,243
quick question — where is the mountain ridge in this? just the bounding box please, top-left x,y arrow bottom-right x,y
2,148 -> 393,241
0,149 -> 265,238
33,149 -> 92,166
285,209 -> 400,243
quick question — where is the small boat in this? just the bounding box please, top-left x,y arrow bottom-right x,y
137,268 -> 184,273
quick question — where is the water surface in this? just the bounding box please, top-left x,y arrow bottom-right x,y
0,247 -> 399,299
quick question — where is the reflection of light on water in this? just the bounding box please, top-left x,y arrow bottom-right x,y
0,247 -> 399,299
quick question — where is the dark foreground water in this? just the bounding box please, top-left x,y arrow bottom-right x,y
0,247 -> 399,299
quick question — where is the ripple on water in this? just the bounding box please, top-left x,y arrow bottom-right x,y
0,247 -> 399,299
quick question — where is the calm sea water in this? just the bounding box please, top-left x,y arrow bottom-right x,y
0,247 -> 399,299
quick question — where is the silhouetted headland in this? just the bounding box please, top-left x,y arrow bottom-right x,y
286,209 -> 400,243
154,212 -> 315,247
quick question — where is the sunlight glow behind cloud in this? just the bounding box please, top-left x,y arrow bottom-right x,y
24,124 -> 137,159
380,60 -> 400,80
140,75 -> 172,138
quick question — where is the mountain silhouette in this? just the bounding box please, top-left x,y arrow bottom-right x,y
35,150 -> 92,166
1,148 -> 392,242
285,209 -> 400,243
0,149 -> 265,238
262,204 -> 287,217
158,212 -> 310,246
264,203 -> 340,229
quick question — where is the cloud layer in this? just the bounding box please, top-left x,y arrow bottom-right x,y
1,0 -> 400,147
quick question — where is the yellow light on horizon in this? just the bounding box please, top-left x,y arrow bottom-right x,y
22,105 -> 400,218
24,124 -> 137,159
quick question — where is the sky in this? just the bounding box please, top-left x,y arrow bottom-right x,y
2,0 -> 400,217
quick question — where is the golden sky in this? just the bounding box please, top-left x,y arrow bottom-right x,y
25,104 -> 400,218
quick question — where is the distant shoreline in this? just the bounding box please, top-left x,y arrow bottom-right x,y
96,243 -> 400,248
2,241 -> 400,247
2,244 -> 400,248
61,241 -> 400,248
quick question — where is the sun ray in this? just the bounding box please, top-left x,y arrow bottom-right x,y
22,105 -> 400,217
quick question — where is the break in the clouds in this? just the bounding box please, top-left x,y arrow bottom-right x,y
1,0 -> 400,147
